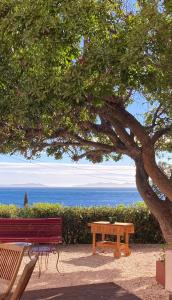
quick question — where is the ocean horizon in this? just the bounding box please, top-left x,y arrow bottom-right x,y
0,187 -> 142,207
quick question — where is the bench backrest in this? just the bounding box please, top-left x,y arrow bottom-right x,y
0,218 -> 62,239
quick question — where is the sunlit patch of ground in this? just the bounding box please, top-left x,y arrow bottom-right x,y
18,244 -> 168,300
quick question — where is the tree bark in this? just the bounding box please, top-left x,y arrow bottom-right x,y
142,146 -> 172,203
135,159 -> 172,244
105,103 -> 172,202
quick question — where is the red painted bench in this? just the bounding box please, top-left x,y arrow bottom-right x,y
0,218 -> 62,244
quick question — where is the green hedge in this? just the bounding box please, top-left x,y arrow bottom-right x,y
0,203 -> 164,244
0,205 -> 19,218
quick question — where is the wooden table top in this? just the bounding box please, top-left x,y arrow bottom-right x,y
88,221 -> 134,226
89,221 -> 134,234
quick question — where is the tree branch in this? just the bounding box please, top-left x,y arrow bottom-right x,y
79,120 -> 126,150
151,126 -> 172,144
99,109 -> 141,158
150,104 -> 162,129
104,102 -> 151,146
72,149 -> 111,162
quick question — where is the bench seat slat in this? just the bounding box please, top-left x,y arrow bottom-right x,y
0,237 -> 62,243
0,226 -> 61,231
0,218 -> 62,244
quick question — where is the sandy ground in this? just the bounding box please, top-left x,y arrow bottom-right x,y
20,244 -> 169,300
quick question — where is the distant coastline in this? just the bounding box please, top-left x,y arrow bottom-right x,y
0,185 -> 136,189
0,183 -> 47,188
0,182 -> 136,188
0,163 -> 136,188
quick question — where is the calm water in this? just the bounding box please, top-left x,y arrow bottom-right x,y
0,187 -> 142,207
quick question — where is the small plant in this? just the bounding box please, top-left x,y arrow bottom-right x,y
158,244 -> 166,261
158,243 -> 172,262
108,216 -> 117,223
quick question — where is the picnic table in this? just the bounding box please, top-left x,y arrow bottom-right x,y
89,221 -> 134,258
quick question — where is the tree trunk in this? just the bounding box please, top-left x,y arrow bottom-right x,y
109,104 -> 172,202
142,146 -> 172,202
135,159 -> 172,244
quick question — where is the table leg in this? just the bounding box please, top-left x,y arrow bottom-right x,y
114,234 -> 121,259
102,233 -> 105,241
55,246 -> 61,273
125,233 -> 131,256
92,233 -> 96,254
38,252 -> 43,277
45,252 -> 49,270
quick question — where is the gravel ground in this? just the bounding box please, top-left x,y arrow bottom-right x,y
20,244 -> 169,300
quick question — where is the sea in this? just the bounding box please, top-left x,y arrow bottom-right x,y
0,187 -> 142,207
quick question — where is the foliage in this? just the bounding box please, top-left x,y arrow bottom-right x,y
0,0 -> 172,240
158,244 -> 166,261
0,203 -> 164,244
0,204 -> 18,217
0,0 -> 171,159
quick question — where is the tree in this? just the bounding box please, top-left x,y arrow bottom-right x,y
23,192 -> 29,207
0,0 -> 172,241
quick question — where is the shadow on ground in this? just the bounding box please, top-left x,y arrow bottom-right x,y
115,276 -> 168,299
23,282 -> 141,300
61,253 -> 116,268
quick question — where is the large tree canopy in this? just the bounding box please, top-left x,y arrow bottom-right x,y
0,0 -> 172,240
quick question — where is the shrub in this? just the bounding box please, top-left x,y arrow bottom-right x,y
0,205 -> 18,218
0,203 -> 164,244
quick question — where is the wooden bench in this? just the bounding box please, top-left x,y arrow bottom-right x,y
0,217 -> 62,244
